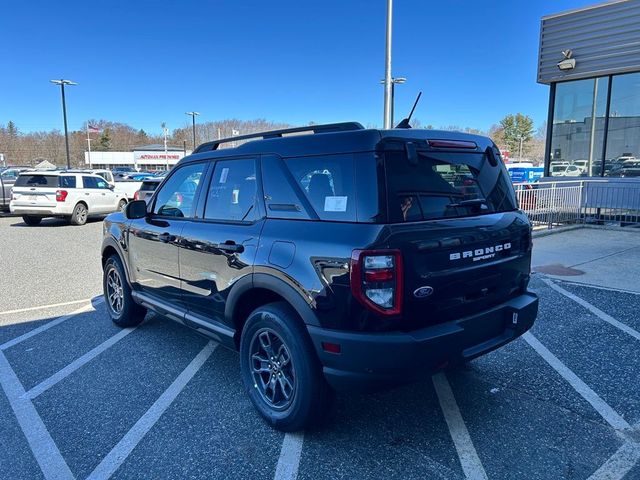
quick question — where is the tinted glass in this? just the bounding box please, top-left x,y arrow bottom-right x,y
153,163 -> 205,218
204,159 -> 258,222
262,155 -> 310,220
82,176 -> 99,189
96,178 -> 110,189
385,150 -> 516,222
550,77 -> 608,176
60,176 -> 77,188
284,154 -> 357,222
15,175 -> 59,187
140,180 -> 160,192
605,72 -> 640,176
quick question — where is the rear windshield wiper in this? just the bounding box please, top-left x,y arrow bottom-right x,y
446,199 -> 487,209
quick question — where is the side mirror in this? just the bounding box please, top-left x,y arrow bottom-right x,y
108,184 -> 115,190
125,200 -> 147,219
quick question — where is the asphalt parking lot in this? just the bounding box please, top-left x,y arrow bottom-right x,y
1,215 -> 639,480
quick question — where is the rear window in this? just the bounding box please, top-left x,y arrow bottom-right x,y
14,174 -> 59,188
385,149 -> 517,223
140,180 -> 160,191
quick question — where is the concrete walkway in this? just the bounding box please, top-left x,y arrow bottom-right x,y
532,227 -> 640,292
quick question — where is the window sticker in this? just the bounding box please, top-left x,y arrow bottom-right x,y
219,168 -> 229,184
232,188 -> 239,204
324,196 -> 348,212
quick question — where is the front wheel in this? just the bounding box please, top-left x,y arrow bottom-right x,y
70,203 -> 88,225
240,302 -> 333,431
118,199 -> 127,211
22,215 -> 42,226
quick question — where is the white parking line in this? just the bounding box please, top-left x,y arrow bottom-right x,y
432,372 -> 488,480
25,326 -> 137,400
86,341 -> 217,480
0,351 -> 74,480
274,432 -> 305,480
523,332 -> 631,432
540,277 -> 640,342
0,298 -> 92,316
0,298 -> 104,351
588,440 -> 640,480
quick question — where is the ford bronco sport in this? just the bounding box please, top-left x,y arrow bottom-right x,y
101,122 -> 538,431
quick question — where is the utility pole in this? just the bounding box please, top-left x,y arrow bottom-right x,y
185,111 -> 200,150
86,123 -> 92,169
383,0 -> 393,129
50,79 -> 77,168
162,125 -> 169,171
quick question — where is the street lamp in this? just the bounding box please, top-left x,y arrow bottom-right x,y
50,79 -> 77,168
380,77 -> 406,127
185,111 -> 200,150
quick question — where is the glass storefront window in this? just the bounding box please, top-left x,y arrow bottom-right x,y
550,77 -> 609,177
604,72 -> 640,178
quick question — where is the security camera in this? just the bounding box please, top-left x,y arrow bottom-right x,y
557,58 -> 576,70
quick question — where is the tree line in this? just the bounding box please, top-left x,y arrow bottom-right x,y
0,114 -> 545,168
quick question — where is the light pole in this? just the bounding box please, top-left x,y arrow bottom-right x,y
382,0 -> 394,129
380,77 -> 406,127
50,79 -> 77,168
185,111 -> 200,150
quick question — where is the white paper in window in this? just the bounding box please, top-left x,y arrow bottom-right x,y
324,196 -> 348,212
219,168 -> 229,184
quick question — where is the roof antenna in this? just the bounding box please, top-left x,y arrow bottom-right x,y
395,91 -> 422,129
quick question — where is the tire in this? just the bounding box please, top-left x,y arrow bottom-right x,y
103,255 -> 146,327
118,199 -> 127,211
22,215 -> 42,226
70,203 -> 88,225
240,302 -> 333,431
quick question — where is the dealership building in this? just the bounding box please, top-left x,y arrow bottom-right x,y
84,144 -> 191,171
539,0 -> 640,177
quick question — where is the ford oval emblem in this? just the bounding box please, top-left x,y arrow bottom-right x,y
413,286 -> 434,298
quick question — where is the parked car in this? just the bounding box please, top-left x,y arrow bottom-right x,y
101,122 -> 538,431
555,164 -> 584,176
608,160 -> 640,177
1,167 -> 30,210
133,178 -> 162,203
65,169 -> 115,186
10,171 -> 128,225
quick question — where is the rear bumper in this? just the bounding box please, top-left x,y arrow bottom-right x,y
307,292 -> 538,391
9,204 -> 70,216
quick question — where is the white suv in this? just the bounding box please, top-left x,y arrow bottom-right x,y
10,171 -> 128,226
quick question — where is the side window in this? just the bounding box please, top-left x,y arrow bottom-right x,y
153,163 -> 205,218
82,176 -> 98,189
284,154 -> 357,221
96,178 -> 110,189
262,155 -> 311,220
60,176 -> 77,188
204,159 -> 258,222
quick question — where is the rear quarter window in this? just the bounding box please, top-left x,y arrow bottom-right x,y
60,176 -> 77,188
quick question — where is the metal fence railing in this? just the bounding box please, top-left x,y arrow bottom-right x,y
514,180 -> 640,229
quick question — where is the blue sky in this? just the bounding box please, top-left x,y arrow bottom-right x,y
1,0 -> 597,134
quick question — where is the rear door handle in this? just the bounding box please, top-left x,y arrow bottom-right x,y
217,241 -> 244,253
158,232 -> 174,243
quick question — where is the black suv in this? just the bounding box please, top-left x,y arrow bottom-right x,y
101,122 -> 538,431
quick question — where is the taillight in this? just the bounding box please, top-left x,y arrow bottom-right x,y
56,190 -> 68,202
133,191 -> 140,201
350,249 -> 403,316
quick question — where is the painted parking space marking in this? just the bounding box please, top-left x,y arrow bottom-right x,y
0,298 -> 93,317
587,439 -> 640,480
540,277 -> 640,342
0,298 -> 104,351
523,332 -> 631,432
433,372 -> 488,480
0,350 -> 74,480
86,341 -> 217,480
274,432 -> 305,480
24,326 -> 137,400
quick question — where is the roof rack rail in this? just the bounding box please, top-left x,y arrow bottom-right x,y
193,122 -> 365,154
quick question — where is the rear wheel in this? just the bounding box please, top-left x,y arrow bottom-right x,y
118,199 -> 127,211
240,302 -> 333,431
70,203 -> 88,225
22,215 -> 42,226
103,255 -> 146,327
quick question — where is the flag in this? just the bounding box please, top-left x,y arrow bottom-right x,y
87,124 -> 101,133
